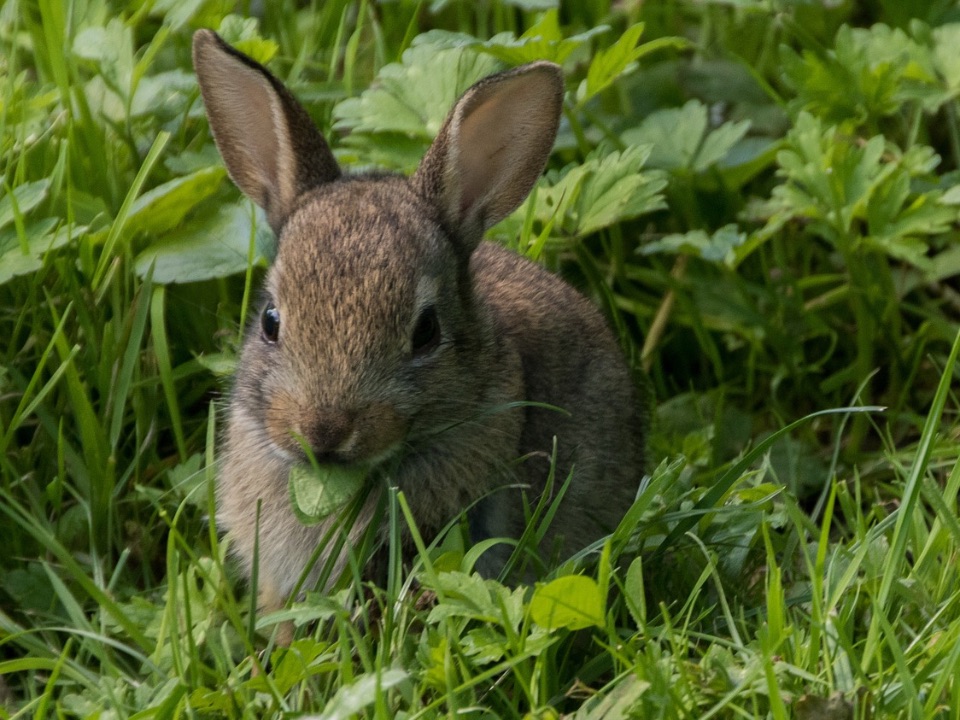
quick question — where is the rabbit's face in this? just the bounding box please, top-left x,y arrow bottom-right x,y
237,178 -> 476,469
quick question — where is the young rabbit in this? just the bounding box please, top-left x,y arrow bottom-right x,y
192,30 -> 646,625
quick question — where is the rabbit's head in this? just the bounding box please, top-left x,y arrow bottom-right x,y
192,30 -> 563,471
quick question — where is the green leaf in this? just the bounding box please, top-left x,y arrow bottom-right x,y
624,557 -> 645,630
334,38 -> 502,138
534,146 -> 667,238
781,23 -> 942,124
216,15 -> 279,64
0,179 -> 50,232
529,575 -> 604,630
133,203 -> 272,283
318,669 -> 408,720
72,19 -> 135,101
125,166 -> 226,238
0,218 -> 83,286
572,675 -> 652,719
581,23 -> 646,101
622,101 -> 751,174
288,464 -> 367,525
642,224 -> 747,267
756,112 -> 950,260
476,11 -> 608,66
931,23 -> 960,91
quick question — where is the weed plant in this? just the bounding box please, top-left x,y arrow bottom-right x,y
2,0 -> 960,717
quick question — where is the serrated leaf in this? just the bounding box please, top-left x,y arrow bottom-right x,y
529,575 -> 604,630
288,464 -> 367,524
477,11 -> 608,65
642,224 -> 747,267
581,23 -> 645,102
621,100 -> 750,173
695,118 -> 752,172
334,40 -> 501,139
133,202 -> 272,283
126,166 -> 226,238
781,23 -> 942,123
534,145 -> 666,238
753,111 -> 953,270
217,15 -> 278,64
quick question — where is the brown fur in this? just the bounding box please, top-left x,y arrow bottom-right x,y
193,30 -> 646,625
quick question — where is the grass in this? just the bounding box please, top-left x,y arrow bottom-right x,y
3,0 -> 960,717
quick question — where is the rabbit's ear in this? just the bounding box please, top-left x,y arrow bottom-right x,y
192,30 -> 340,232
413,61 -> 563,255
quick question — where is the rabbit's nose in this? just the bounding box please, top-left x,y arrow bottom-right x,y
301,408 -> 356,458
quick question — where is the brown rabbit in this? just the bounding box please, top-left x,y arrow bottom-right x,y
192,30 -> 646,627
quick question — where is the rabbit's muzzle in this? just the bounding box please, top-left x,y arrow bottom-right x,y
266,397 -> 409,465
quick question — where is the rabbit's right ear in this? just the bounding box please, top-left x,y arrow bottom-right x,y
192,30 -> 340,232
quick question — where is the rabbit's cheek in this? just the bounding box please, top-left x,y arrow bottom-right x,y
349,403 -> 409,461
263,390 -> 308,455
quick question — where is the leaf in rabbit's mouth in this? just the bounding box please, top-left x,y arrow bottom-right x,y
288,464 -> 367,524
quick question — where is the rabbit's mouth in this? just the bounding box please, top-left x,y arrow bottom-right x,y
265,399 -> 411,466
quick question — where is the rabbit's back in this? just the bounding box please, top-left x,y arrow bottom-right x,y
469,242 -> 645,560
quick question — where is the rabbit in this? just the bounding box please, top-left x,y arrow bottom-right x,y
192,29 -> 647,631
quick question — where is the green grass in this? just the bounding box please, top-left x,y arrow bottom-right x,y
3,0 -> 960,717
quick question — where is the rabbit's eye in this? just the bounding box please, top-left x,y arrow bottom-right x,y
261,304 -> 280,343
411,306 -> 440,357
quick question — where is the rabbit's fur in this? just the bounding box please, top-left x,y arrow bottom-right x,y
193,30 -> 646,620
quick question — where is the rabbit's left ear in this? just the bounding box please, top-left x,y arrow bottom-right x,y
412,62 -> 564,255
192,30 -> 341,233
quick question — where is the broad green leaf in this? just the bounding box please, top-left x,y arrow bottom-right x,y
931,23 -> 960,91
624,556 -> 645,630
130,70 -> 197,119
571,675 -> 652,719
529,575 -> 604,630
125,166 -> 226,238
288,464 -> 367,524
72,19 -> 134,98
316,669 -> 408,720
0,219 -> 84,286
622,101 -> 751,174
0,179 -> 50,232
133,203 -> 272,283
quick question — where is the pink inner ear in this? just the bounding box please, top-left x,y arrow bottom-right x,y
201,58 -> 284,206
455,89 -> 521,217
451,69 -> 561,229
